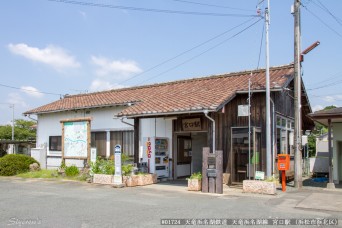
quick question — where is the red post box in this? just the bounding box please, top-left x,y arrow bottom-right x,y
277,154 -> 290,192
278,154 -> 290,171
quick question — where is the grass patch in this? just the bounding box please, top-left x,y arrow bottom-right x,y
16,169 -> 88,182
17,169 -> 59,179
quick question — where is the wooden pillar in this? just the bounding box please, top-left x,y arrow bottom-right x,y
216,150 -> 223,194
134,118 -> 140,164
202,147 -> 209,193
208,153 -> 216,193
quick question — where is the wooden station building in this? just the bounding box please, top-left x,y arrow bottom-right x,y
25,63 -> 314,184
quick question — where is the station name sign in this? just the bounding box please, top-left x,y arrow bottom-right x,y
182,118 -> 202,131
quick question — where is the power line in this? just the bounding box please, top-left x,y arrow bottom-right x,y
256,21 -> 265,70
301,2 -> 342,39
0,83 -> 62,96
170,0 -> 255,12
135,18 -> 262,86
314,0 -> 342,27
305,70 -> 342,87
307,79 -> 342,91
120,17 -> 257,84
309,93 -> 342,102
48,0 -> 259,18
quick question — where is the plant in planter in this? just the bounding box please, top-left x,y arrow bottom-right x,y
90,158 -> 115,184
188,172 -> 202,191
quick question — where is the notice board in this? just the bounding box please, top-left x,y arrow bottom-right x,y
61,118 -> 91,162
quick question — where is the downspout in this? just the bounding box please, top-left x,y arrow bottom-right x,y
270,98 -> 275,178
204,110 -> 215,154
120,117 -> 134,127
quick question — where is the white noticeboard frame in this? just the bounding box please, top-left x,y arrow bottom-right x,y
114,144 -> 122,185
238,105 -> 249,117
61,118 -> 91,165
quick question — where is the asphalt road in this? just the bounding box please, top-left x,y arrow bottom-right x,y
0,178 -> 341,228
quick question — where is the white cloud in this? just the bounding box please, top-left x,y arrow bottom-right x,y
89,79 -> 125,92
323,96 -> 335,103
79,11 -> 87,19
322,95 -> 342,103
21,86 -> 44,98
91,56 -> 142,78
312,105 -> 323,112
7,93 -> 28,108
8,43 -> 80,70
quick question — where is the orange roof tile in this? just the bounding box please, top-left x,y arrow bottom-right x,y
24,64 -> 294,117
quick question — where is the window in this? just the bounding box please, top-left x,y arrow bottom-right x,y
91,132 -> 106,157
276,116 -> 294,156
49,136 -> 61,151
177,137 -> 192,165
110,131 -> 134,157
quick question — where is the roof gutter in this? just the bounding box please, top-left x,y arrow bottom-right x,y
236,88 -> 283,94
24,102 -> 135,115
119,109 -> 215,119
203,110 -> 215,154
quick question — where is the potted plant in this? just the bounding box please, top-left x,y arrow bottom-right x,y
188,172 -> 202,191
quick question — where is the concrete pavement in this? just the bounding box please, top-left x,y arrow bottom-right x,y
0,177 -> 341,227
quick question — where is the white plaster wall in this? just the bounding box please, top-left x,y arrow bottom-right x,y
139,118 -> 173,158
37,106 -> 133,157
333,123 -> 342,183
139,118 -> 173,177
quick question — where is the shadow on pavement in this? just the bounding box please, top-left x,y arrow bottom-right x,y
303,177 -> 342,189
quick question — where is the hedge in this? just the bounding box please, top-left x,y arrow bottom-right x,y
0,154 -> 39,176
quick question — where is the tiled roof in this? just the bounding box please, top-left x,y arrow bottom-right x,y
310,107 -> 342,116
24,64 -> 294,117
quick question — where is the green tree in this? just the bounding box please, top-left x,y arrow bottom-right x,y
0,119 -> 36,140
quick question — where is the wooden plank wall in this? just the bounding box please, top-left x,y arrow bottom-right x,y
171,90 -> 294,176
213,91 -> 294,174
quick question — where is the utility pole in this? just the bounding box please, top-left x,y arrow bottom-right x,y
265,0 -> 272,178
248,76 -> 251,180
293,0 -> 302,188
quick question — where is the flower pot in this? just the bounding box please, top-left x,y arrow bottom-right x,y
124,176 -> 137,187
93,174 -> 113,185
188,179 -> 202,191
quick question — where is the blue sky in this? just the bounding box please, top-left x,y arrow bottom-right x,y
0,0 -> 342,125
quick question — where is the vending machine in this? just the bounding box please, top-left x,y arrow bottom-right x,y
143,137 -> 169,178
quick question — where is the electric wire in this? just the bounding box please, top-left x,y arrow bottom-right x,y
256,22 -> 265,70
48,0 -> 259,17
0,83 -> 62,97
314,0 -> 342,27
120,17 -> 257,84
305,70 -> 342,86
249,18 -> 265,103
307,79 -> 342,91
301,2 -> 342,39
170,0 -> 254,12
309,93 -> 342,102
134,18 -> 262,86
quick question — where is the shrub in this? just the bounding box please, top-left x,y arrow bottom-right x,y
189,172 -> 202,180
122,164 -> 133,176
65,165 -> 79,177
60,160 -> 66,169
0,154 -> 39,176
90,158 -> 114,175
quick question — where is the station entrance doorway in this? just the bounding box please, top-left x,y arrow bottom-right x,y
174,132 -> 208,179
231,127 -> 261,183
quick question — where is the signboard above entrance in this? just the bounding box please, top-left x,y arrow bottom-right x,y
182,118 -> 202,131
